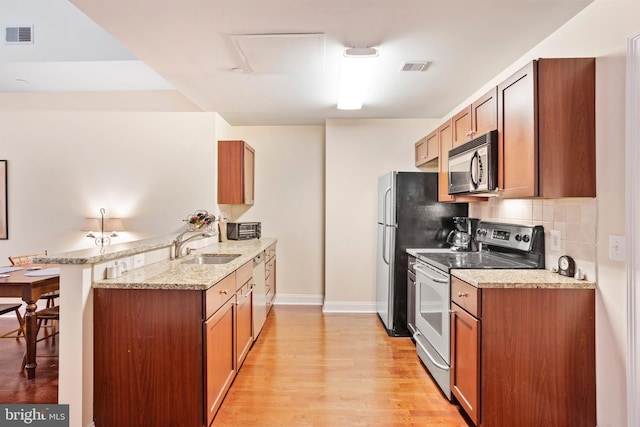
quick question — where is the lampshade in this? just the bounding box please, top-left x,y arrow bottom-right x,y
82,208 -> 125,248
337,47 -> 379,110
81,218 -> 100,232
105,218 -> 124,232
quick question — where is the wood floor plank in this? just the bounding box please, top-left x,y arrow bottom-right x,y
0,317 -> 58,404
213,306 -> 471,426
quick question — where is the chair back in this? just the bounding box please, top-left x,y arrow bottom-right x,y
8,251 -> 48,266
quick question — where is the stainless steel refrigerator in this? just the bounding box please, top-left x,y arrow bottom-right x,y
376,171 -> 467,337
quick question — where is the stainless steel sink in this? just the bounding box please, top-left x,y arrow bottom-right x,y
182,254 -> 241,265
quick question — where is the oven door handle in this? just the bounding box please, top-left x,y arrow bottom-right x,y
413,331 -> 450,371
414,264 -> 448,283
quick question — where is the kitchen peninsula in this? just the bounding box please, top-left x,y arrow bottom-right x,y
34,235 -> 276,427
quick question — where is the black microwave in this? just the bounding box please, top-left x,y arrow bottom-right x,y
226,222 -> 261,240
448,129 -> 498,195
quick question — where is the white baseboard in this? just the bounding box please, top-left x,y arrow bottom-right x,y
274,293 -> 324,306
272,294 -> 377,313
321,301 -> 376,313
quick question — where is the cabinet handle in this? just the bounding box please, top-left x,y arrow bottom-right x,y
220,289 -> 228,295
466,131 -> 472,136
421,155 -> 426,159
457,292 -> 468,298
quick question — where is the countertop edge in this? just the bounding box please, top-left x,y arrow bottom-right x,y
93,238 -> 277,291
451,269 -> 596,290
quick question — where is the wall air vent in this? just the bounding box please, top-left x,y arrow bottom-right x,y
5,26 -> 34,44
399,61 -> 429,72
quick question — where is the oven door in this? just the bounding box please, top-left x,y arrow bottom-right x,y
414,262 -> 452,399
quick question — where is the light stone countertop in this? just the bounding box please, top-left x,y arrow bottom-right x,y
57,238 -> 276,291
451,268 -> 596,289
33,234 -> 178,265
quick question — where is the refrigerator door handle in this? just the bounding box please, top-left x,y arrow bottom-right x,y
382,187 -> 392,265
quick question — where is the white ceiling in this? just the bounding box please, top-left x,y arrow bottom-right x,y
1,0 -> 594,125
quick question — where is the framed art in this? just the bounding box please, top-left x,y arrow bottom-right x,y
0,160 -> 6,239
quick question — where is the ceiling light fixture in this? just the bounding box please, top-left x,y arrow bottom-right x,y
337,47 -> 378,110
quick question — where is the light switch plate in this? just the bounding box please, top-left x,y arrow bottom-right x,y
609,235 -> 626,261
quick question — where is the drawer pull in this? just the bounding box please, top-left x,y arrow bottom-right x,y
220,289 -> 228,295
457,292 -> 468,298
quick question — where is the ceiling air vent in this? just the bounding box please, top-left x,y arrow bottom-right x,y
5,26 -> 34,44
399,61 -> 429,72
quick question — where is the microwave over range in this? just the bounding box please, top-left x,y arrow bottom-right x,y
448,129 -> 498,195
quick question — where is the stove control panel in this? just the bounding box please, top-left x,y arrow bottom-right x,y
476,222 -> 543,253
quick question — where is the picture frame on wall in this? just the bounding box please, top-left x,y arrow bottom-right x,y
0,160 -> 7,240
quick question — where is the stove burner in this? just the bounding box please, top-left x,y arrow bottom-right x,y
412,221 -> 545,272
415,251 -> 537,271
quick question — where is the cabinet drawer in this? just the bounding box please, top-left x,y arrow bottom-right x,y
451,277 -> 480,318
236,260 -> 253,290
205,272 -> 236,319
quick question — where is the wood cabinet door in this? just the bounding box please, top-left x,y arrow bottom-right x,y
236,281 -> 254,367
537,58 -> 596,198
472,87 -> 497,136
497,61 -> 538,198
451,303 -> 480,426
452,105 -> 472,148
243,143 -> 255,204
437,120 -> 456,202
218,140 -> 255,205
415,130 -> 438,166
205,297 -> 237,426
415,138 -> 427,166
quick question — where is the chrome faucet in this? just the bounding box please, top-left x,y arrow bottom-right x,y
173,230 -> 214,259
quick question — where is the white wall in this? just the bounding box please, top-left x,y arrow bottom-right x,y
0,108 -> 217,263
221,124 -> 326,303
324,118 -> 438,310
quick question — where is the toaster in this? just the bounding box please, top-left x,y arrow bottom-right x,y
226,222 -> 261,240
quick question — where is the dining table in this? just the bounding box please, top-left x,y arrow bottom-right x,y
0,264 -> 60,379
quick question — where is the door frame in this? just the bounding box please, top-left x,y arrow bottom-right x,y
626,29 -> 640,427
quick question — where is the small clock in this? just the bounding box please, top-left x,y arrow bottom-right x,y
558,255 -> 576,277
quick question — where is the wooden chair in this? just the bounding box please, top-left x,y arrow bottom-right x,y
0,303 -> 25,339
20,305 -> 59,372
8,251 -> 59,338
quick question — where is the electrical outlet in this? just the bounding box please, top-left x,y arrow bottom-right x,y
609,235 -> 626,261
550,230 -> 561,251
133,254 -> 145,269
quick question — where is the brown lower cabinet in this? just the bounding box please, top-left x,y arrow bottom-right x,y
94,261 -> 254,427
450,277 -> 596,427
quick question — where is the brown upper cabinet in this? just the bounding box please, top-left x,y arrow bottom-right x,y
497,58 -> 595,198
218,140 -> 255,205
445,89 -> 496,201
452,87 -> 498,148
437,120 -> 456,202
415,130 -> 439,166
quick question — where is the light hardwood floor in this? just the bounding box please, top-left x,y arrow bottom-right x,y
213,305 -> 471,426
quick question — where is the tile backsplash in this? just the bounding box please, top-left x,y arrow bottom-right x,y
469,198 -> 597,280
